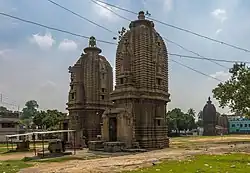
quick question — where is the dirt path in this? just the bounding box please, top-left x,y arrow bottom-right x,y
19,144 -> 250,173
0,152 -> 34,161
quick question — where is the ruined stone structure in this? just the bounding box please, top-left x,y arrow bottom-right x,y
67,37 -> 113,147
202,97 -> 217,136
101,11 -> 170,149
216,114 -> 229,135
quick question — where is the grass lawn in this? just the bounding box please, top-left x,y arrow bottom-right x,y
0,155 -> 103,173
129,154 -> 250,173
0,160 -> 32,173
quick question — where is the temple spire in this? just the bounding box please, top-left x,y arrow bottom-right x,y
138,11 -> 145,20
207,96 -> 212,104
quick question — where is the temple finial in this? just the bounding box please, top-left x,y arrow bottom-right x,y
138,11 -> 145,20
207,96 -> 212,104
89,36 -> 96,47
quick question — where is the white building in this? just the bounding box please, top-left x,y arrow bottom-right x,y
0,112 -> 22,142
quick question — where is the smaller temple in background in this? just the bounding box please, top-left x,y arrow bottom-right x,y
216,114 -> 229,135
202,97 -> 217,136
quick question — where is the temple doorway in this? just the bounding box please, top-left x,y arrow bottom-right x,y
109,117 -> 117,141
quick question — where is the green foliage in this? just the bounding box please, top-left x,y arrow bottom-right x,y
213,63 -> 250,115
0,160 -> 32,173
20,100 -> 39,120
19,100 -> 65,130
166,108 -> 197,133
0,106 -> 9,113
129,154 -> 250,173
33,109 -> 66,130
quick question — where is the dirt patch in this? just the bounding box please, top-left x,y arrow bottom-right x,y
19,143 -> 250,173
0,152 -> 34,161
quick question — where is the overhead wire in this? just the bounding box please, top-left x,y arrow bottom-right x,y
0,12 -> 117,45
47,0 -> 117,35
169,53 -> 250,64
0,12 -> 228,82
170,59 -> 223,82
1,11 -> 247,65
89,0 -> 230,70
164,38 -> 229,69
90,0 -> 131,22
88,0 -> 229,82
93,0 -> 250,53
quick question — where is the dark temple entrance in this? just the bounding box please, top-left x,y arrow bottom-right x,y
109,117 -> 117,141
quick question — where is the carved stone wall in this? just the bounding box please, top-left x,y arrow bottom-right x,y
67,38 -> 113,145
109,11 -> 170,149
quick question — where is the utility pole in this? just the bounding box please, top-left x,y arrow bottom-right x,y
0,93 -> 2,103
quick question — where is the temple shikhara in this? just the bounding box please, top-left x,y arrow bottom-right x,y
67,36 -> 113,147
67,11 -> 170,151
202,97 -> 217,136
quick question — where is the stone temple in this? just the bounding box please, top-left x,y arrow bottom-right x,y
67,36 -> 113,148
202,97 -> 217,136
68,11 -> 170,150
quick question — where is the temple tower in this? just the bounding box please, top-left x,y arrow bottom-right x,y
102,11 -> 170,149
202,97 -> 217,136
67,37 -> 113,147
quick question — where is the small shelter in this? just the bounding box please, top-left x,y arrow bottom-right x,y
5,130 -> 76,158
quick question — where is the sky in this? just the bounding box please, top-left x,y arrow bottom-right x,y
0,0 -> 250,115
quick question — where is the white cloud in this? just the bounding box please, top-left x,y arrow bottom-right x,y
58,39 -> 78,51
216,29 -> 222,35
92,0 -> 116,20
211,8 -> 227,22
29,32 -> 55,50
0,49 -> 12,61
164,0 -> 173,11
209,71 -> 231,81
0,49 -> 11,57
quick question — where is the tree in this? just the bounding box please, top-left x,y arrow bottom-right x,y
187,108 -> 196,117
21,100 -> 39,120
166,108 -> 197,134
33,109 -> 66,130
0,106 -> 9,113
213,63 -> 250,115
33,110 -> 47,129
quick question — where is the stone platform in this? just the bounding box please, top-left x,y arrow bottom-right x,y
103,142 -> 125,152
88,141 -> 104,151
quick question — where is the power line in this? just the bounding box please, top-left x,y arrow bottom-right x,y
164,38 -> 229,69
0,12 -> 227,82
169,53 -> 250,64
87,1 -> 224,81
90,0 -> 131,22
47,0 -> 117,35
2,11 -> 246,65
170,59 -> 223,82
93,0 -> 250,53
0,12 -> 118,46
90,0 -> 229,69
92,0 -> 137,15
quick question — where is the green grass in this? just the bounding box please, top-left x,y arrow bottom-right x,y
0,160 -> 32,173
0,155 -> 101,173
128,154 -> 250,173
22,155 -> 101,163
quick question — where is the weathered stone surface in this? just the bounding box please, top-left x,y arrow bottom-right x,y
67,37 -> 113,147
103,142 -> 125,152
88,141 -> 104,151
102,11 -> 170,149
203,97 -> 217,136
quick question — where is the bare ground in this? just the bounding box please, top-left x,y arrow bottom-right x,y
19,143 -> 250,173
